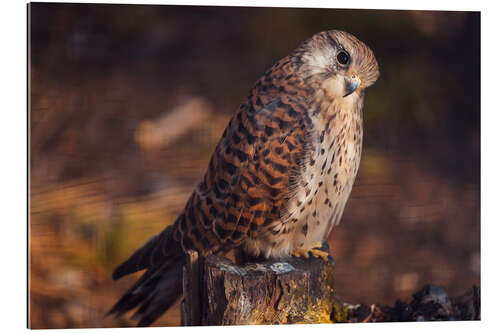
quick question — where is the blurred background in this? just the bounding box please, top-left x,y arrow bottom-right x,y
28,3 -> 480,329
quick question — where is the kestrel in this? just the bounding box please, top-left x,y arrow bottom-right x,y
109,30 -> 379,326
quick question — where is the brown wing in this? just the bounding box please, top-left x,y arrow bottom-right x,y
174,76 -> 313,256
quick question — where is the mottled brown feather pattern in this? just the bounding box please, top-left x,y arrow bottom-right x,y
174,56 -> 316,256
173,30 -> 379,258
110,30 -> 379,325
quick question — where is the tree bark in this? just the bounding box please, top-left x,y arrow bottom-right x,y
181,250 -> 203,326
182,252 -> 345,325
181,252 -> 481,325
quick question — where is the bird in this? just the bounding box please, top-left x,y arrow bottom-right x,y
108,29 -> 379,326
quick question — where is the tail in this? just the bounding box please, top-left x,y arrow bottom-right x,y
108,223 -> 186,326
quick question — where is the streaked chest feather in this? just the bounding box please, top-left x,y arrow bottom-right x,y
244,94 -> 364,258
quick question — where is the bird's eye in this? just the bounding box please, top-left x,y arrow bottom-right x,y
336,51 -> 350,65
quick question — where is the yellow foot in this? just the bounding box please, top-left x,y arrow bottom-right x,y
291,240 -> 335,265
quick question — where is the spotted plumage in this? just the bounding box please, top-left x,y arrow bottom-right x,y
109,30 -> 379,326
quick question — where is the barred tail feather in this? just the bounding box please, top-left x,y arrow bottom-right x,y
108,223 -> 186,326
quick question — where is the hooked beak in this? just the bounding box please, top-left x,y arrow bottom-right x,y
343,75 -> 361,97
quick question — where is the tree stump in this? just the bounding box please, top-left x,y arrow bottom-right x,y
181,251 -> 346,325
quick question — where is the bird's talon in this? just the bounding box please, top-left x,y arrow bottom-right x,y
310,241 -> 323,250
292,248 -> 310,259
292,246 -> 334,264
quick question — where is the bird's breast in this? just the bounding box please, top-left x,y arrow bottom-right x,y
243,98 -> 364,259
285,107 -> 362,247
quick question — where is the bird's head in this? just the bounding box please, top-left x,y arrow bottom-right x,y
293,30 -> 379,99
